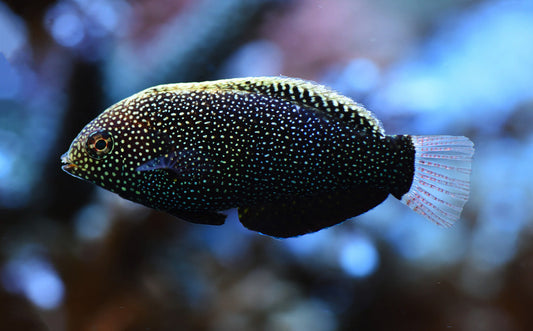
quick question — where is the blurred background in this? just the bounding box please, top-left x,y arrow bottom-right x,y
1,0 -> 533,330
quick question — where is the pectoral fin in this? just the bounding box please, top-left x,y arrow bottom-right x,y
238,185 -> 389,238
136,150 -> 210,176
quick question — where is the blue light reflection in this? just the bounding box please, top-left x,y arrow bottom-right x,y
1,250 -> 65,310
338,235 -> 379,278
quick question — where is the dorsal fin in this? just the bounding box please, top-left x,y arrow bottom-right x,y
146,77 -> 385,134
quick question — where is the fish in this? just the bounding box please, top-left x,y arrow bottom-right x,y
61,77 -> 474,237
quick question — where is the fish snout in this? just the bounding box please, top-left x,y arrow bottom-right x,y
61,152 -> 77,171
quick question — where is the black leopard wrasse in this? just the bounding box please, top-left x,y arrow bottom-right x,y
61,77 -> 474,237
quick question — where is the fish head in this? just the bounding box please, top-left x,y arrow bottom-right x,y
61,95 -> 163,193
61,109 -> 125,188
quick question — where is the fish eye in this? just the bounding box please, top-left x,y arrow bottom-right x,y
86,130 -> 114,159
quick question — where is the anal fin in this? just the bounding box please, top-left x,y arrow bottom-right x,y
169,209 -> 226,225
238,185 -> 389,238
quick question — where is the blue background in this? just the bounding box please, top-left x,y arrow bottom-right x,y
1,0 -> 533,330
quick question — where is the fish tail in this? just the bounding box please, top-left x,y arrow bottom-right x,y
401,135 -> 474,226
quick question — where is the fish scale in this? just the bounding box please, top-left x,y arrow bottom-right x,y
62,76 -> 473,237
137,91 -> 387,209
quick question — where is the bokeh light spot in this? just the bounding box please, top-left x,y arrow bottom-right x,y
48,7 -> 85,47
1,253 -> 65,310
339,236 -> 379,278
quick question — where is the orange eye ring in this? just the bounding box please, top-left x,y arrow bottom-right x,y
86,130 -> 114,159
94,138 -> 108,151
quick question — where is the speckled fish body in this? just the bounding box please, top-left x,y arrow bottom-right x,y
62,77 -> 474,237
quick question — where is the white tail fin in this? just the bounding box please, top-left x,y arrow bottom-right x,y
401,135 -> 474,226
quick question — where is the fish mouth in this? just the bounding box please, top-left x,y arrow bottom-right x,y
61,152 -> 77,171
